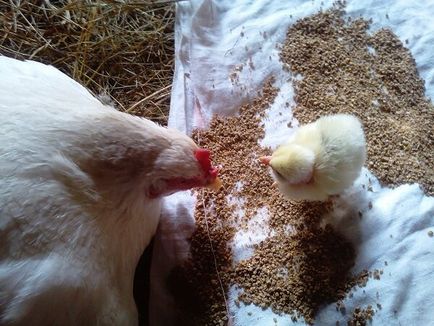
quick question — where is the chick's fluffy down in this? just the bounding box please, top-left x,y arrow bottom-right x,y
271,114 -> 366,201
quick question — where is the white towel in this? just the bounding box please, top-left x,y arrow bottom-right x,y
150,1 -> 434,325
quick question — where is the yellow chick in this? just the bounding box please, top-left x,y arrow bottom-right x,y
260,114 -> 366,201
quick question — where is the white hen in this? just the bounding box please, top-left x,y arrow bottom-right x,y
0,56 -> 220,325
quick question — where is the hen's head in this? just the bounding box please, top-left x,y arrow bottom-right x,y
78,114 -> 220,201
145,129 -> 221,198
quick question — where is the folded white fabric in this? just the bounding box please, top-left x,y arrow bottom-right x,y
150,1 -> 434,325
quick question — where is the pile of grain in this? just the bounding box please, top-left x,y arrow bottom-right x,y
168,80 -> 279,325
280,3 -> 433,195
170,3 -> 432,326
235,220 -> 355,323
167,78 -> 364,325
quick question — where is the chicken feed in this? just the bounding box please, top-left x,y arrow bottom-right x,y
347,305 -> 375,326
280,5 -> 433,195
167,3 -> 433,326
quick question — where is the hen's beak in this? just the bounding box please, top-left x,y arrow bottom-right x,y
259,156 -> 272,165
206,176 -> 222,191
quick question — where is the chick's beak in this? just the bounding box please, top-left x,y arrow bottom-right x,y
259,156 -> 272,165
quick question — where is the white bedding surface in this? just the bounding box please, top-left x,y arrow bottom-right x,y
150,1 -> 434,325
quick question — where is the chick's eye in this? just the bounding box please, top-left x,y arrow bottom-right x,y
273,170 -> 285,180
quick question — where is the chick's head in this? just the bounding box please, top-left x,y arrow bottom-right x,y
268,144 -> 315,185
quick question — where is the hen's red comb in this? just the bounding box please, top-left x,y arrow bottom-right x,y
194,148 -> 212,172
194,148 -> 219,183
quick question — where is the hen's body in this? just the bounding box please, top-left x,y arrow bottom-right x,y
0,57 -> 215,325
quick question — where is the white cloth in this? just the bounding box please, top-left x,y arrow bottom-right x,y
150,1 -> 434,325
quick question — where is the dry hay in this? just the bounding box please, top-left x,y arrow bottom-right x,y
0,0 -> 176,123
169,3 -> 433,326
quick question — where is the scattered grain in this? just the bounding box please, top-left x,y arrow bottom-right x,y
347,306 -> 375,326
280,3 -> 433,195
166,2 -> 434,324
